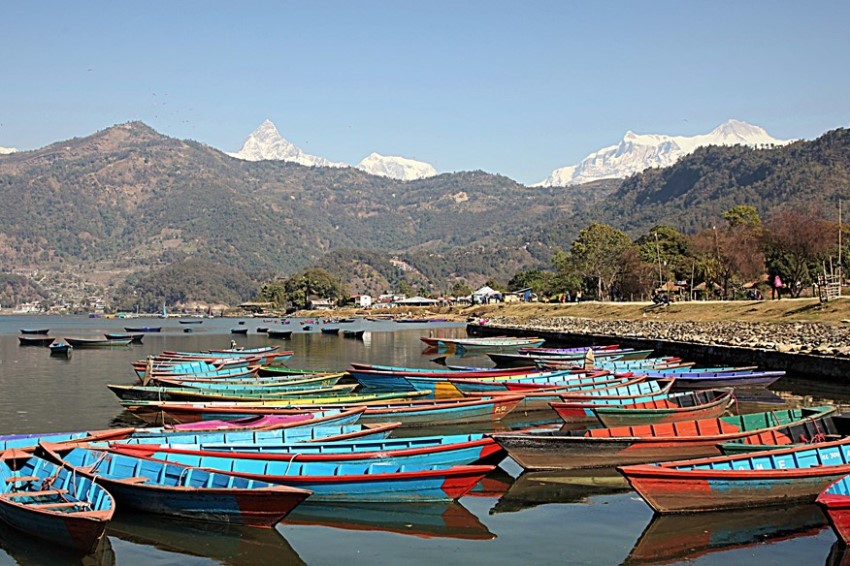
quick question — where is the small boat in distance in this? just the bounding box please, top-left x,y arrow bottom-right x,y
18,336 -> 55,346
48,342 -> 73,356
179,320 -> 203,325
231,328 -> 249,335
19,329 -> 49,335
343,330 -> 366,339
267,330 -> 293,340
105,333 -> 144,344
64,337 -> 133,348
124,327 -> 162,333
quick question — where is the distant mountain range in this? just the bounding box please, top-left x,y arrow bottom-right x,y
536,120 -> 791,187
0,146 -> 16,155
229,120 -> 437,181
0,119 -> 846,309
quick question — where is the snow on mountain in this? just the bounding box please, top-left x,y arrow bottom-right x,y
0,146 -> 17,155
228,119 -> 347,168
356,152 -> 437,181
537,119 -> 791,187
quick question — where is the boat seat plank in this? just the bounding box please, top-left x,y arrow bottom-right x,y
116,476 -> 150,484
3,489 -> 68,498
31,501 -> 85,509
4,476 -> 41,483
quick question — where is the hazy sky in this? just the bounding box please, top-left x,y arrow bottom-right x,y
1,1 -> 848,183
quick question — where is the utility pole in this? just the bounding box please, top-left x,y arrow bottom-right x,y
840,198 -> 843,295
654,231 -> 663,289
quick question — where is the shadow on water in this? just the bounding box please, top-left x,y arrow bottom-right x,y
491,467 -> 631,514
622,504 -> 829,566
106,510 -> 306,565
284,500 -> 495,541
0,519 -> 115,565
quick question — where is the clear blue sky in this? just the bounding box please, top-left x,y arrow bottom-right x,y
1,1 -> 848,184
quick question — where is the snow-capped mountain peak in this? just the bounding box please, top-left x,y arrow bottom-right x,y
228,120 -> 347,168
356,152 -> 437,181
0,146 -> 17,155
536,120 -> 790,187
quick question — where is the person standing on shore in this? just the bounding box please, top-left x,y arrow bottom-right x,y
773,275 -> 784,300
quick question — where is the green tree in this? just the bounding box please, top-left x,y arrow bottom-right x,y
564,223 -> 634,300
763,207 -> 833,297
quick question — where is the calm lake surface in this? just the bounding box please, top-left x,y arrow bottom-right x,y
0,314 -> 847,565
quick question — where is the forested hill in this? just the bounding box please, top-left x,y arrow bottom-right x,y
0,122 -> 597,281
593,127 -> 850,234
0,121 -> 847,304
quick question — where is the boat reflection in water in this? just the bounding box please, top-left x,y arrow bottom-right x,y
0,520 -> 115,566
284,500 -> 495,541
465,468 -> 515,498
624,504 -> 828,565
107,510 -> 306,566
491,468 -> 631,514
827,541 -> 850,566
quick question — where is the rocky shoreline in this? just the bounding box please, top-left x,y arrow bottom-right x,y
478,315 -> 850,358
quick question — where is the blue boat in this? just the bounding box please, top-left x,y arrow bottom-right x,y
121,422 -> 398,446
49,342 -> 73,355
620,435 -> 850,513
105,446 -> 494,502
0,451 -> 115,553
124,327 -> 162,333
114,433 -> 505,468
39,444 -> 311,526
0,428 -> 134,452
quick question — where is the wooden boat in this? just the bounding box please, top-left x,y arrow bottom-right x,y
39,444 -> 311,526
19,329 -> 49,335
112,433 -> 505,468
48,342 -> 72,355
0,450 -> 115,553
267,330 -> 293,339
105,332 -> 144,343
178,320 -> 203,325
108,383 -> 360,403
342,329 -> 366,339
320,327 -> 340,335
624,504 -> 827,566
128,395 -> 525,426
124,326 -> 161,332
590,389 -> 736,427
129,407 -> 367,434
620,435 -> 850,513
123,422 -> 401,445
719,412 -> 849,455
818,475 -> 850,544
644,370 -> 785,389
64,337 -> 132,348
103,445 -> 494,502
18,335 -> 55,346
0,428 -> 135,452
551,385 -> 709,424
154,372 -> 345,390
256,327 -> 268,333
488,349 -> 654,367
348,365 -> 545,391
490,406 -> 836,470
230,328 -> 249,335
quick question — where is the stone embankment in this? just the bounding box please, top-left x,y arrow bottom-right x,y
477,316 -> 850,358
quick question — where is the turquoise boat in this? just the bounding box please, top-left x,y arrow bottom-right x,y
105,445 -> 494,503
0,451 -> 115,554
39,444 -> 311,526
113,433 -> 505,468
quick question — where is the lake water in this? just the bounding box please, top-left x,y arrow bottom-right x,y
0,314 -> 847,565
